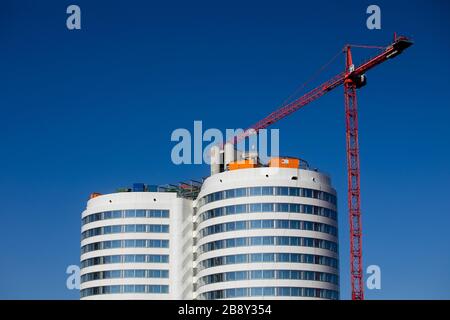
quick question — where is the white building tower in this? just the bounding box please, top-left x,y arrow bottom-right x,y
80,184 -> 193,299
193,154 -> 339,300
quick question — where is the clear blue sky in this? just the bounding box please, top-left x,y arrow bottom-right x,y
1,0 -> 449,299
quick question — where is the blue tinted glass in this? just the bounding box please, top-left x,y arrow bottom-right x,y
235,221 -> 246,230
225,189 -> 235,198
112,210 -> 122,218
226,206 -> 236,214
135,255 -> 145,262
125,210 -> 135,218
135,270 -> 145,278
251,253 -> 262,262
262,220 -> 274,228
251,237 -> 262,246
235,238 -> 246,247
262,203 -> 273,212
235,254 -> 247,263
263,287 -> 275,296
135,225 -> 146,232
263,253 -> 274,262
136,210 -> 146,217
289,220 -> 300,229
123,270 -> 134,277
110,270 -> 121,278
251,220 -> 262,228
125,240 -> 135,247
123,285 -> 134,293
251,287 -> 263,296
235,188 -> 247,197
250,187 -> 261,196
135,285 -> 145,293
110,285 -> 121,294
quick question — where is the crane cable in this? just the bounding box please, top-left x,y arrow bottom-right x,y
280,48 -> 344,108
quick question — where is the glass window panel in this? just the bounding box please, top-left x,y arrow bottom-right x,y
262,203 -> 274,212
250,187 -> 261,196
289,187 -> 299,196
251,220 -> 262,229
135,270 -> 146,278
125,240 -> 135,247
135,225 -> 146,232
123,270 -> 134,277
123,285 -> 134,293
251,270 -> 263,279
135,255 -> 145,262
263,253 -> 274,262
251,253 -> 263,262
261,187 -> 273,195
235,238 -> 246,247
277,187 -> 289,195
235,221 -> 246,230
136,210 -> 146,217
263,287 -> 275,296
112,210 -> 122,219
251,287 -> 263,296
235,188 -> 247,197
124,210 -> 135,218
250,203 -> 262,212
262,220 -> 274,228
235,205 -> 246,214
251,237 -> 262,246
225,189 -> 235,198
135,285 -> 145,293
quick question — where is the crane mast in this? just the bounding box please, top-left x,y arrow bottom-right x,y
344,45 -> 364,300
231,34 -> 412,299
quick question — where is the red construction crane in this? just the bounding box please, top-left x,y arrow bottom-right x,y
232,34 -> 413,300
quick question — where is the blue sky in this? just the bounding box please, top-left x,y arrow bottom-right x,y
0,0 -> 449,299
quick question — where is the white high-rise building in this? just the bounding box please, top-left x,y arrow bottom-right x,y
80,150 -> 339,300
80,189 -> 193,299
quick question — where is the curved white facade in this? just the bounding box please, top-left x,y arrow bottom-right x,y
193,167 -> 339,300
80,192 -> 193,300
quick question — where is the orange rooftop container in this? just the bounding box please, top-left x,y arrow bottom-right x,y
268,157 -> 299,169
228,159 -> 257,171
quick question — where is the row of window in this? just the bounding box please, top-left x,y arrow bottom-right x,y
82,209 -> 170,225
197,270 -> 339,287
197,236 -> 338,255
81,224 -> 170,240
196,253 -> 338,271
80,285 -> 169,297
81,254 -> 169,268
197,287 -> 339,300
81,239 -> 169,254
198,219 -> 337,238
81,269 -> 169,283
198,186 -> 337,207
198,203 -> 337,223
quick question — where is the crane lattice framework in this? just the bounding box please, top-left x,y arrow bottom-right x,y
232,34 -> 413,300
